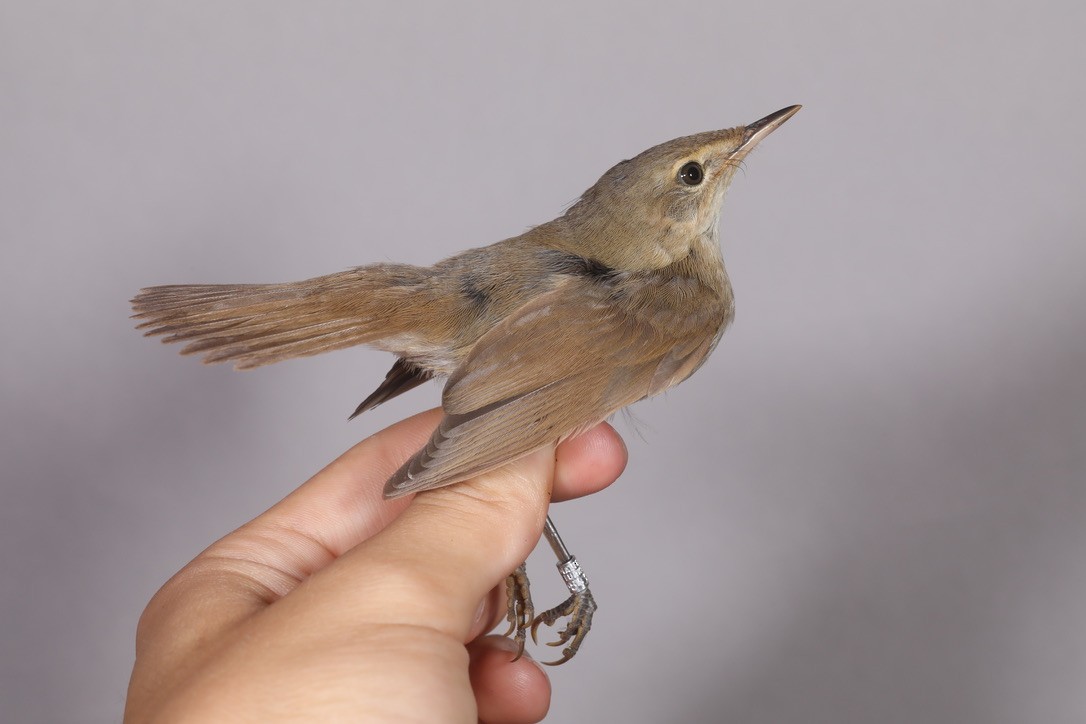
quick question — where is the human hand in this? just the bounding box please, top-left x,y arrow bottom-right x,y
124,408 -> 627,723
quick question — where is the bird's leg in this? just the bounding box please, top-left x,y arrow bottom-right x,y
503,562 -> 533,660
530,515 -> 597,665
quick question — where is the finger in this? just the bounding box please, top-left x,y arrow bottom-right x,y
552,421 -> 627,502
241,417 -> 624,569
193,413 -> 623,599
196,417 -> 624,619
306,444 -> 557,640
469,636 -> 550,724
226,407 -> 445,570
465,585 -> 506,643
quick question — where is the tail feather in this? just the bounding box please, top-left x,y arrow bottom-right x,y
132,267 -> 425,369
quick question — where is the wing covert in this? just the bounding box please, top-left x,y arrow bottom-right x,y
384,282 -> 715,497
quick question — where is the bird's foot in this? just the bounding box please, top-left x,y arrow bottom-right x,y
530,587 -> 597,665
503,563 -> 533,660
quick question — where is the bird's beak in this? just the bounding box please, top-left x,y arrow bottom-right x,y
732,105 -> 802,158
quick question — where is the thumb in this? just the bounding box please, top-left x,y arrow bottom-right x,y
304,445 -> 556,641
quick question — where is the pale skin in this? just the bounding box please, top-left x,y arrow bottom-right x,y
125,409 -> 627,723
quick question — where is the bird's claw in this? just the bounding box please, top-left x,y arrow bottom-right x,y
530,588 -> 597,665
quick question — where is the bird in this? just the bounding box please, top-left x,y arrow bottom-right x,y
131,104 -> 801,663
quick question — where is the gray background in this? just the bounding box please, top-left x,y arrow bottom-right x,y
3,1 -> 1084,722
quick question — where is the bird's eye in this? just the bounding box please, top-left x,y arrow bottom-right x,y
678,161 -> 704,186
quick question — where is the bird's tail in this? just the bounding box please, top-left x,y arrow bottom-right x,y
131,265 -> 429,369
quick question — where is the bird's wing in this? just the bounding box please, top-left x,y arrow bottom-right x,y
383,282 -> 713,497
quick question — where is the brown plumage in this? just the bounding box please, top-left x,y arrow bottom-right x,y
132,106 -> 800,498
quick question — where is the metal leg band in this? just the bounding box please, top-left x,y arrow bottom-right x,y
556,556 -> 589,594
